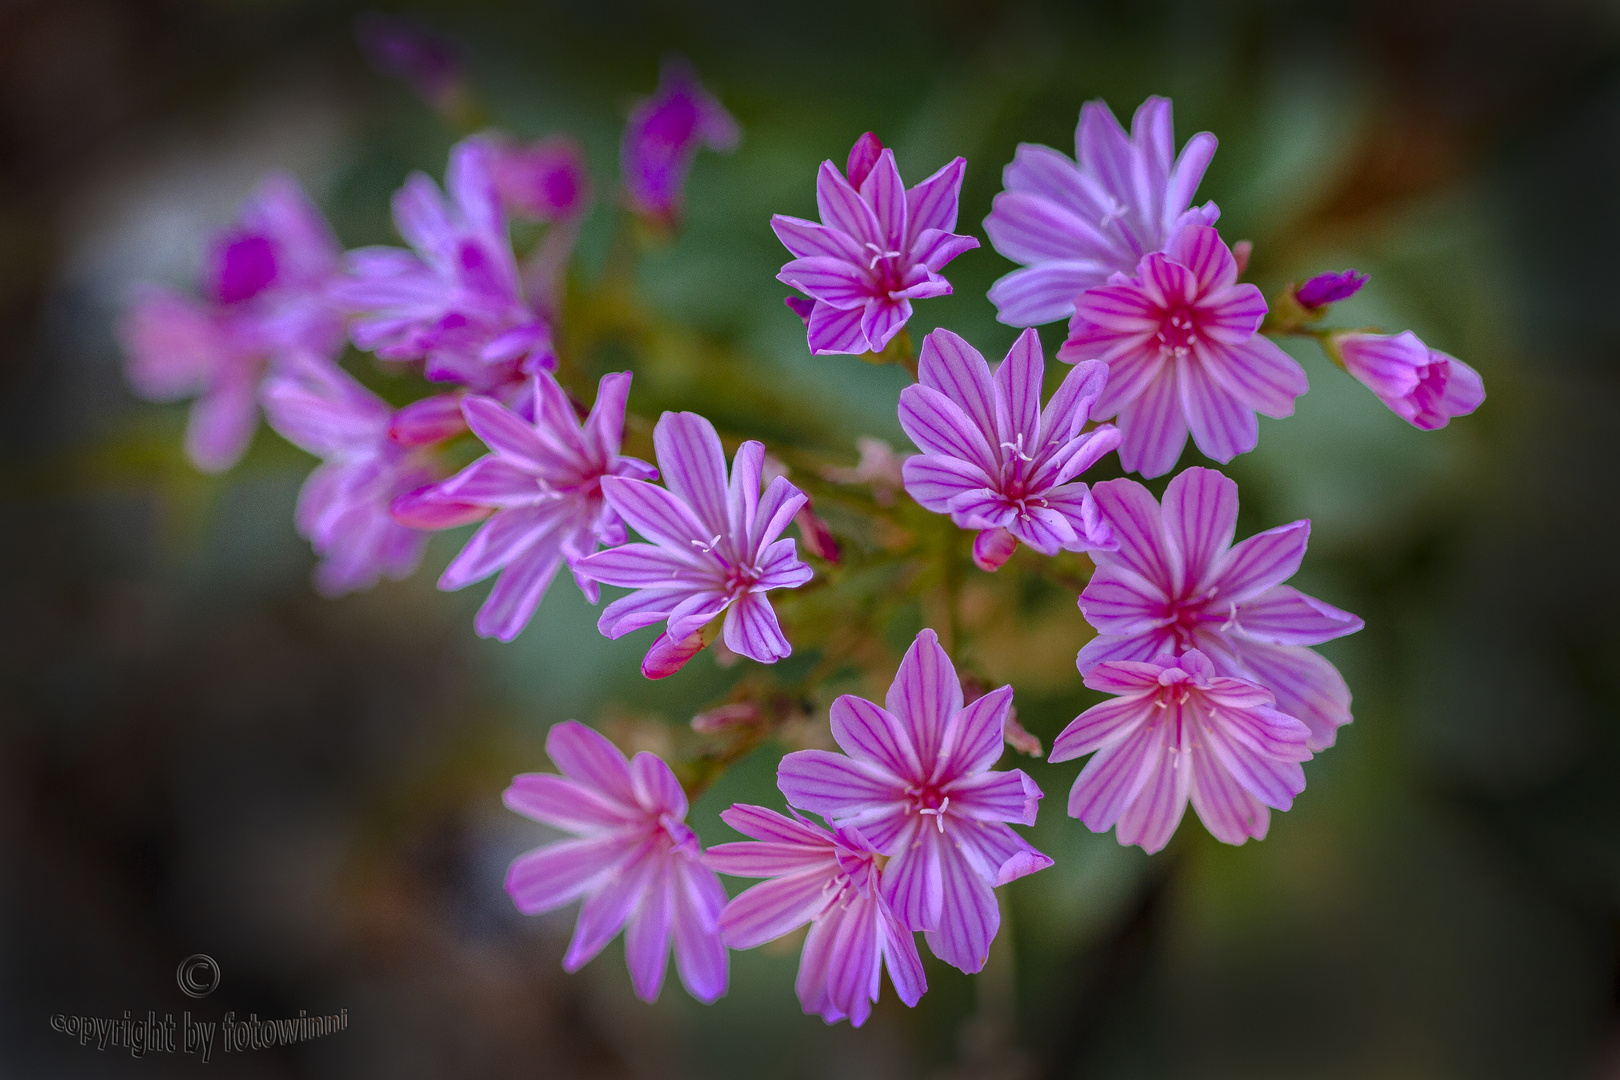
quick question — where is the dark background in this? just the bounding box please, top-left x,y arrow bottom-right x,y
2,0 -> 1618,1076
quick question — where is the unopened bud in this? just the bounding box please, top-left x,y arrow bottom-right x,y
1295,268 -> 1369,309
691,702 -> 761,734
1003,709 -> 1042,757
1231,240 -> 1253,278
389,393 -> 467,448
972,528 -> 1018,572
642,630 -> 706,680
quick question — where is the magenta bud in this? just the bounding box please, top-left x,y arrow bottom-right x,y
1295,269 -> 1369,308
390,485 -> 489,530
795,503 -> 840,563
784,295 -> 815,327
389,393 -> 467,447
642,630 -> 706,679
845,132 -> 884,189
972,528 -> 1018,572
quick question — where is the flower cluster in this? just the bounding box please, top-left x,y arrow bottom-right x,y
119,48 -> 1487,1027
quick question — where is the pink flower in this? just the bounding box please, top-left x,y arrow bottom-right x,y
261,353 -> 448,596
504,722 -> 728,1004
1058,224 -> 1308,477
984,96 -> 1219,327
395,371 -> 657,643
1078,467 -> 1363,750
898,327 -> 1120,571
332,136 -> 553,397
622,58 -> 740,224
1332,331 -> 1485,431
491,135 -> 589,222
119,175 -> 344,472
573,412 -> 813,677
774,132 -> 978,356
776,630 -> 1051,974
1050,649 -> 1312,853
705,805 -> 925,1027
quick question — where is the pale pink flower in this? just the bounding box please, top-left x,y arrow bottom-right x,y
394,371 -> 656,642
1332,330 -> 1485,430
573,412 -> 813,677
705,805 -> 925,1027
985,96 -> 1218,326
119,175 -> 344,472
777,629 -> 1051,974
1050,649 -> 1312,852
1058,224 -> 1308,477
504,722 -> 728,1003
774,132 -> 978,355
261,353 -> 451,596
898,327 -> 1120,571
332,136 -> 553,398
1078,467 -> 1363,750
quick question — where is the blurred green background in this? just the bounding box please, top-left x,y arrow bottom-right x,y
3,0 -> 1618,1076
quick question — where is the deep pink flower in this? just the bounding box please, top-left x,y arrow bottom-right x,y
573,412 -> 813,676
1050,649 -> 1312,852
353,12 -> 465,115
1295,269 -> 1368,308
396,371 -> 656,642
776,630 -> 1051,974
985,96 -> 1219,327
261,353 -> 445,596
774,132 -> 978,356
119,175 -> 344,472
705,805 -> 925,1027
1332,331 -> 1485,431
1058,224 -> 1308,477
504,721 -> 728,1004
1078,467 -> 1362,750
622,58 -> 740,223
898,328 -> 1120,571
491,135 -> 589,222
332,136 -> 553,397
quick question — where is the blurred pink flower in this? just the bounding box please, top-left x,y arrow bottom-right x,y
397,371 -> 657,643
573,412 -> 813,675
1078,467 -> 1363,750
622,58 -> 740,224
261,353 -> 453,596
705,805 -> 924,1026
985,96 -> 1219,326
898,327 -> 1119,570
1333,330 -> 1485,430
1050,649 -> 1312,852
491,135 -> 589,222
332,136 -> 553,398
776,629 -> 1051,974
353,12 -> 465,115
774,132 -> 978,355
119,175 -> 344,472
1058,224 -> 1308,477
504,722 -> 728,1004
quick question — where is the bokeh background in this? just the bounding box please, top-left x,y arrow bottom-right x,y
4,0 -> 1619,1076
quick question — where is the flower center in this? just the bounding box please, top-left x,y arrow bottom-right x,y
1156,306 -> 1200,358
906,785 -> 952,833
